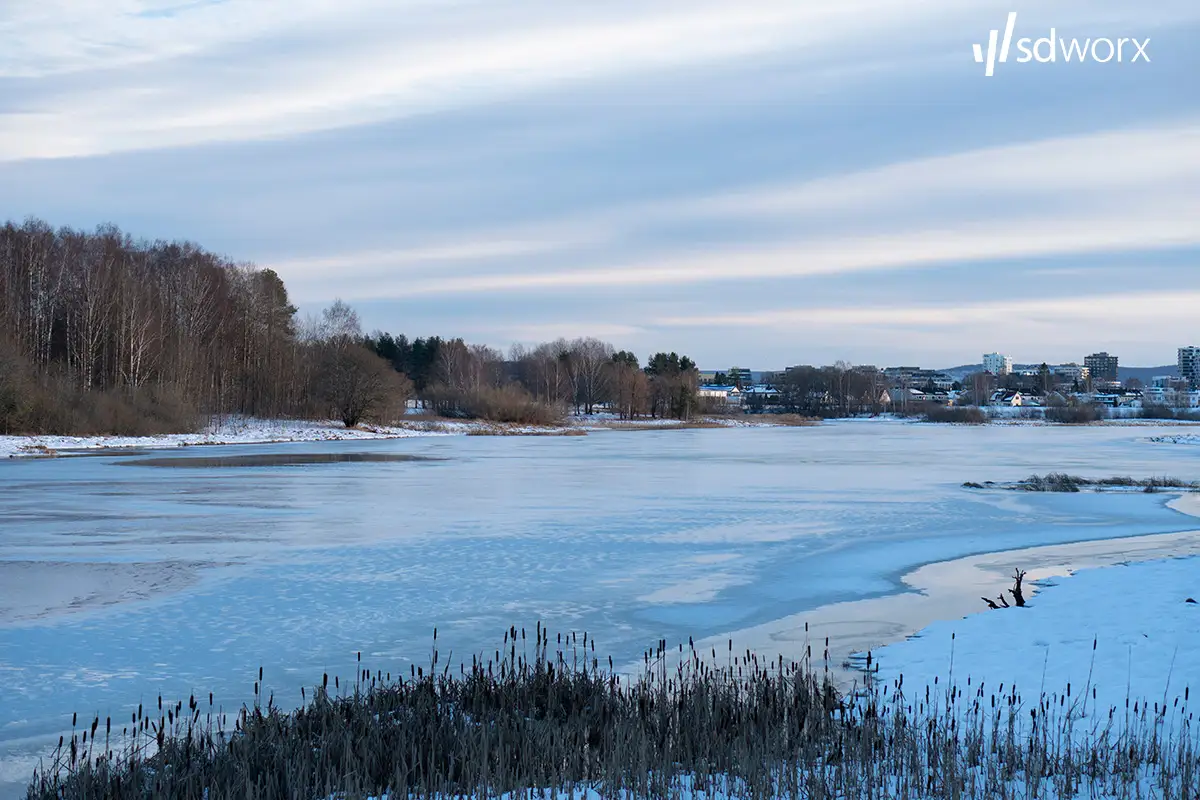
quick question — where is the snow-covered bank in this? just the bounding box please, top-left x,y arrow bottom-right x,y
0,417 -> 444,459
873,555 -> 1200,716
0,416 -> 592,458
672,524 -> 1200,692
0,414 -> 821,458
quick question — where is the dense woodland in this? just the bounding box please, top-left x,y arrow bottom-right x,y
0,219 -> 701,435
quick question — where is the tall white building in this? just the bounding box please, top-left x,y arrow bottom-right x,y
982,352 -> 1013,376
1181,346 -> 1200,387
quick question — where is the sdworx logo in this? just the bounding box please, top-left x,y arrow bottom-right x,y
973,12 -> 1151,76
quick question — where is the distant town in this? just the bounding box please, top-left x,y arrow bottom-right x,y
696,347 -> 1200,417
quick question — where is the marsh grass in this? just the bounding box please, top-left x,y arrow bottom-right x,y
1010,474 -> 1200,493
29,627 -> 1200,800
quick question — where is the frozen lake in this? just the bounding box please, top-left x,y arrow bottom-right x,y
1,421 -> 1198,794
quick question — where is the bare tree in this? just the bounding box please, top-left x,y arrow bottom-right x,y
317,343 -> 410,427
567,337 -> 614,414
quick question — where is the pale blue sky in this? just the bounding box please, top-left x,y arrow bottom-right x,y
1,0 -> 1197,368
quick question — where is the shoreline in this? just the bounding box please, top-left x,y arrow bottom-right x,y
6,413 -> 1200,459
0,414 -> 819,459
677,493 -> 1200,689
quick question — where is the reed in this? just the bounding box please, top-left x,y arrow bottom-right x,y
28,626 -> 1199,800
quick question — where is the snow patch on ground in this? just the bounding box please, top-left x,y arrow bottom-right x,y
873,556 -> 1200,715
0,414 -> 804,458
0,416 -> 558,458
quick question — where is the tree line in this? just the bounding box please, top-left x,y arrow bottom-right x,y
0,219 -> 701,435
361,333 -> 702,423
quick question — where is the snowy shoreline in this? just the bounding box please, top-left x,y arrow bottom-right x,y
677,494 -> 1200,699
0,414 -> 809,460
6,414 -> 1200,460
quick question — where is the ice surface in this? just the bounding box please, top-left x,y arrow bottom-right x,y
2,421 -> 1200,796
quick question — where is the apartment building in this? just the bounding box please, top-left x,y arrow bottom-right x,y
1084,352 -> 1119,383
1180,346 -> 1200,388
982,352 -> 1013,376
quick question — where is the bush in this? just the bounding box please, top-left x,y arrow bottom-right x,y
1017,473 -> 1083,492
0,344 -> 34,435
423,384 -> 565,425
1140,404 -> 1177,420
923,405 -> 987,424
1044,405 -> 1106,424
0,345 -> 201,436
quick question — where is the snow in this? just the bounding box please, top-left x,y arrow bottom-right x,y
872,504 -> 1200,717
0,416 -> 603,458
0,415 -> 803,459
0,416 -> 446,458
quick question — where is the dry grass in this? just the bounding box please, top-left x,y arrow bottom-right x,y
747,414 -> 822,427
29,627 -> 1200,800
1011,474 -> 1200,493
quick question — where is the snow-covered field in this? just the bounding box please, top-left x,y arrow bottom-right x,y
873,553 -> 1200,720
3,423 -> 1200,797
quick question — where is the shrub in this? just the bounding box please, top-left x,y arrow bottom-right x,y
923,405 -> 987,424
424,384 -> 565,425
1017,473 -> 1082,492
1139,404 -> 1178,420
1044,405 -> 1106,424
0,347 -> 202,437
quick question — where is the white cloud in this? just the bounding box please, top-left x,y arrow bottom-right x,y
274,119 -> 1200,302
13,0 -> 1194,161
273,238 -> 585,278
652,290 -> 1200,330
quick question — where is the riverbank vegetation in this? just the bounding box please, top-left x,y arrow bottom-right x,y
0,220 -> 703,435
964,474 -> 1200,493
29,628 -> 1199,800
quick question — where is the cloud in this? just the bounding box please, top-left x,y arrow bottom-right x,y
652,290 -> 1200,330
0,0 -> 938,159
11,0 -> 1197,161
273,120 -> 1200,301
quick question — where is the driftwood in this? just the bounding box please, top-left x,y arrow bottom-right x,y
1010,569 -> 1027,607
981,568 -> 1028,610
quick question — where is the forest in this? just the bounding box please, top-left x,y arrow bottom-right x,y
0,219 -> 701,435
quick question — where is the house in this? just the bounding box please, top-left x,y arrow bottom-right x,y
990,390 -> 1023,406
742,385 -> 781,404
698,385 -> 742,406
890,387 -> 929,405
1143,386 -> 1168,406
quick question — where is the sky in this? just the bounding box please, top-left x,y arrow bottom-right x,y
1,0 -> 1198,370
